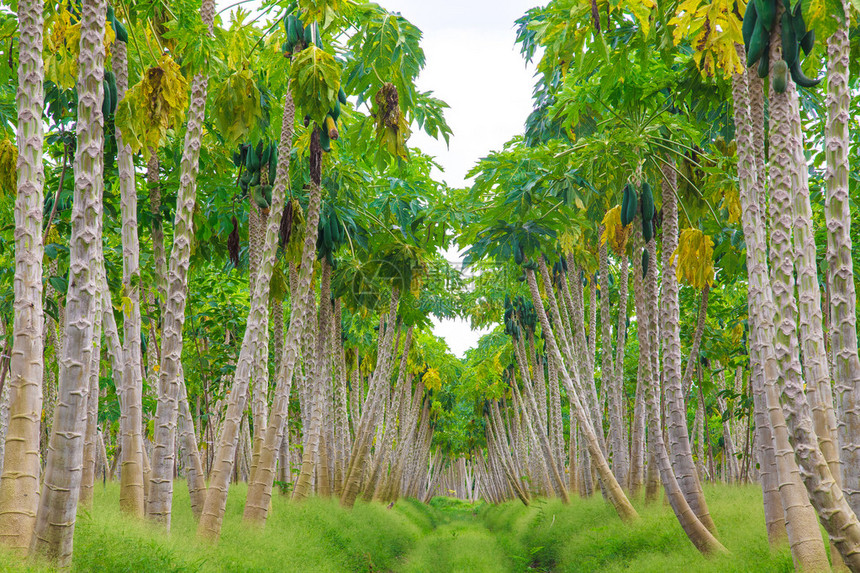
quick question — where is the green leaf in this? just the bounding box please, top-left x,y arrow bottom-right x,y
289,46 -> 342,126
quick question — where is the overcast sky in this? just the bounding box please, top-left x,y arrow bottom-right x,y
218,0 -> 539,357
382,1 -> 539,358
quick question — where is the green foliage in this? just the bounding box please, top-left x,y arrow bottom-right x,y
290,46 -> 342,127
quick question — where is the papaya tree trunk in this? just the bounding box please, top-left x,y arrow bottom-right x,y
0,0 -> 45,552
147,0 -> 215,528
113,38 -> 146,519
764,30 -> 860,570
198,91 -> 296,538
823,1 -> 860,516
30,0 -> 105,560
525,268 -> 635,521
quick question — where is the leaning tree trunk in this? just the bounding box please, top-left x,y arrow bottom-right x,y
762,24 -> 860,569
30,0 -> 105,562
242,128 -> 325,524
198,91 -> 296,540
659,164 -> 716,533
525,268 -> 636,522
79,283 -> 103,508
633,230 -> 726,554
823,1 -> 860,516
147,0 -> 215,529
113,38 -> 146,519
0,0 -> 45,553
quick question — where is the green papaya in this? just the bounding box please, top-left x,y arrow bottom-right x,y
304,23 -> 313,46
320,126 -> 331,152
251,185 -> 269,210
104,70 -> 117,114
331,100 -> 341,121
791,1 -> 806,39
338,87 -> 347,105
754,0 -> 776,31
643,218 -> 653,243
621,183 -> 637,226
286,15 -> 299,44
640,181 -> 654,222
772,59 -> 789,93
268,145 -> 278,183
757,41 -> 771,77
261,143 -> 271,167
641,249 -> 649,278
800,29 -> 814,56
514,245 -> 524,266
102,78 -> 111,117
742,0 -> 758,50
789,59 -> 821,88
114,20 -> 128,43
263,185 -> 272,207
780,12 -> 798,67
746,19 -> 768,67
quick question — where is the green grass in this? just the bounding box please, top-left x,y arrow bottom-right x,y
0,482 -> 796,572
481,484 -> 794,572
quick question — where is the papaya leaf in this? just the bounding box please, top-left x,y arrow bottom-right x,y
289,46 -> 342,127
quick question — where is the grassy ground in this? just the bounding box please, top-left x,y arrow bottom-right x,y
0,482 -> 795,572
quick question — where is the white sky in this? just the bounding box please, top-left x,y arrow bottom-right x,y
384,1 -> 538,358
218,0 -> 540,358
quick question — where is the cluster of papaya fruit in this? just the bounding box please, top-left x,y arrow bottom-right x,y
504,294 -> 537,341
620,181 -> 655,277
282,11 -> 322,56
316,204 -> 346,267
106,5 -> 129,43
233,141 -> 278,212
319,88 -> 347,153
743,0 -> 819,92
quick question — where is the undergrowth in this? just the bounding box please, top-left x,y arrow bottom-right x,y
0,482 -> 798,572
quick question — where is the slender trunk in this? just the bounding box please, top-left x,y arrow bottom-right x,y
198,92 -> 297,538
634,248 -> 726,554
79,301 -> 103,507
30,0 -> 105,560
823,1 -> 860,515
609,255 -> 629,486
293,260 -> 333,500
177,371 -> 206,519
525,268 -> 636,521
148,0 -> 215,529
0,0 -> 45,552
766,33 -> 855,567
113,38 -> 146,519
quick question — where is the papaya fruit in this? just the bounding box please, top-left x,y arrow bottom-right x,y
757,42 -> 771,78
640,182 -> 654,222
772,59 -> 789,93
514,244 -> 524,266
304,23 -> 313,46
320,126 -> 331,152
268,145 -> 278,183
746,19 -> 768,67
338,87 -> 348,105
754,0 -> 776,31
791,1 -> 806,39
789,59 -> 821,88
101,78 -> 111,117
799,29 -> 814,56
621,183 -> 637,226
643,218 -> 653,243
641,249 -> 649,278
114,20 -> 128,43
742,0 -> 758,50
331,100 -> 342,121
325,114 -> 338,140
251,186 -> 269,210
780,12 -> 798,67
